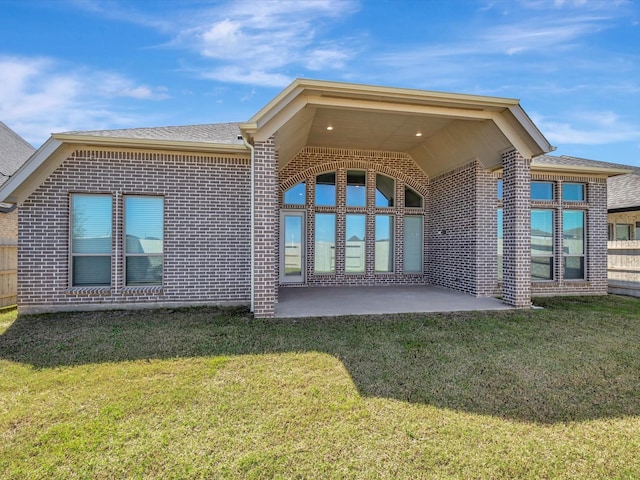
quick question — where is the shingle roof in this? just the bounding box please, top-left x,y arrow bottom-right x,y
0,121 -> 35,188
58,122 -> 245,146
608,168 -> 640,210
532,154 -> 633,172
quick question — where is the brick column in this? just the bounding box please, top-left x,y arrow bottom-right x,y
586,180 -> 608,292
253,137 -> 278,318
502,150 -> 531,308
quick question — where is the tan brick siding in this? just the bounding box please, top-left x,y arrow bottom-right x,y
18,148 -> 251,312
0,210 -> 18,245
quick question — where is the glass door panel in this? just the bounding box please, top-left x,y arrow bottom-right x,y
280,211 -> 305,283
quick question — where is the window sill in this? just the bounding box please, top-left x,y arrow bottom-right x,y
122,286 -> 163,296
66,287 -> 112,296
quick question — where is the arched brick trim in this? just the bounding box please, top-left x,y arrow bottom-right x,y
280,159 -> 428,197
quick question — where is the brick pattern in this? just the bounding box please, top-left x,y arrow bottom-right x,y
278,147 -> 429,287
253,137 -> 278,318
0,210 -> 18,245
428,161 -> 480,295
502,150 -> 531,308
18,148 -> 251,313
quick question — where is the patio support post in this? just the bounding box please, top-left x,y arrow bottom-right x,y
252,136 -> 278,318
502,150 -> 531,308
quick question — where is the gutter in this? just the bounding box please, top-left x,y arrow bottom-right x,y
241,135 -> 256,313
0,203 -> 17,214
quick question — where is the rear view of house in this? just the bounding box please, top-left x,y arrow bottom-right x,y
0,79 -> 632,316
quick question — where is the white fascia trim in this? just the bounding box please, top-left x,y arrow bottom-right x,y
507,105 -> 554,154
0,137 -> 64,204
51,134 -> 249,154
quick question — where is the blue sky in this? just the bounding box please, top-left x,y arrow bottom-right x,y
1,0 -> 639,166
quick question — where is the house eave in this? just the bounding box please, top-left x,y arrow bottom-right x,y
51,133 -> 249,154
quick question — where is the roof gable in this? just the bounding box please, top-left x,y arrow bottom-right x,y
0,121 -> 35,188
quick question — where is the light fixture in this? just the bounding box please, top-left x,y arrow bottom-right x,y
415,132 -> 422,137
326,125 -> 333,131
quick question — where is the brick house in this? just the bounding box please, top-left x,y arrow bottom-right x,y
607,169 -> 640,241
0,121 -> 35,245
0,79 -> 632,317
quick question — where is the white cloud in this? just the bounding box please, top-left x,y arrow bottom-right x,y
533,111 -> 640,145
0,56 -> 168,146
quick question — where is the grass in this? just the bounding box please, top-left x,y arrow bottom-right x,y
1,295 -> 640,478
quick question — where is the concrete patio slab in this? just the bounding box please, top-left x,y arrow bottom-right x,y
275,285 -> 512,318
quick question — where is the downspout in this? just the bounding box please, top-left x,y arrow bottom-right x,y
241,135 -> 255,313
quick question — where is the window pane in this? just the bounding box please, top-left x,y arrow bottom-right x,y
531,210 -> 553,256
346,171 -> 366,207
563,210 -> 584,255
497,208 -> 503,280
375,174 -> 395,207
315,172 -> 336,206
125,196 -> 164,286
71,194 -> 112,254
72,256 -> 111,286
615,224 -> 632,241
532,257 -> 553,281
284,182 -> 306,205
314,213 -> 335,273
497,180 -> 503,200
125,196 -> 164,253
126,256 -> 163,285
564,257 -> 584,280
636,222 -> 640,240
404,216 -> 422,273
563,183 -> 584,202
375,215 -> 394,272
531,209 -> 553,281
283,215 -> 303,277
608,223 -> 614,241
531,181 -> 553,200
345,214 -> 366,273
404,186 -> 423,208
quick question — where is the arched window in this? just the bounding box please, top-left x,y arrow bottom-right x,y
284,181 -> 306,205
404,185 -> 423,208
375,173 -> 395,207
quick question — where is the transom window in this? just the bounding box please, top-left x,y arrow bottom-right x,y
315,172 -> 336,206
562,183 -> 585,202
531,181 -> 554,201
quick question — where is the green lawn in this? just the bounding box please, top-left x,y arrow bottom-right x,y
1,295 -> 640,479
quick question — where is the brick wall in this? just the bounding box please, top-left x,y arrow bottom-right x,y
18,148 -> 252,313
253,138 -> 278,318
428,161 -> 480,295
502,151 -> 531,308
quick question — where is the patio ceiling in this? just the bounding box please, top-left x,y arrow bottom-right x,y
240,79 -> 553,178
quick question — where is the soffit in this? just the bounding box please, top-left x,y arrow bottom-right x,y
248,79 -> 553,178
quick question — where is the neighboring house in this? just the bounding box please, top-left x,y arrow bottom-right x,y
0,79 -> 633,317
607,169 -> 640,240
0,121 -> 35,245
606,168 -> 640,297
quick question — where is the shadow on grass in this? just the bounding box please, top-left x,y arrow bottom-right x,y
1,295 -> 640,424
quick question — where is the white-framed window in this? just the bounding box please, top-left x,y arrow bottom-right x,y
563,210 -> 585,280
615,224 -> 632,241
375,214 -> 394,273
314,213 -> 335,274
70,194 -> 112,287
531,209 -> 554,281
125,196 -> 164,286
531,181 -> 554,201
284,182 -> 306,205
403,216 -> 423,273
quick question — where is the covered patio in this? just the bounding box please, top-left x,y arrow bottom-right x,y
275,285 -> 512,318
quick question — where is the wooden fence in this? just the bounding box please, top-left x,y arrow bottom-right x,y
608,241 -> 640,297
0,244 -> 17,308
